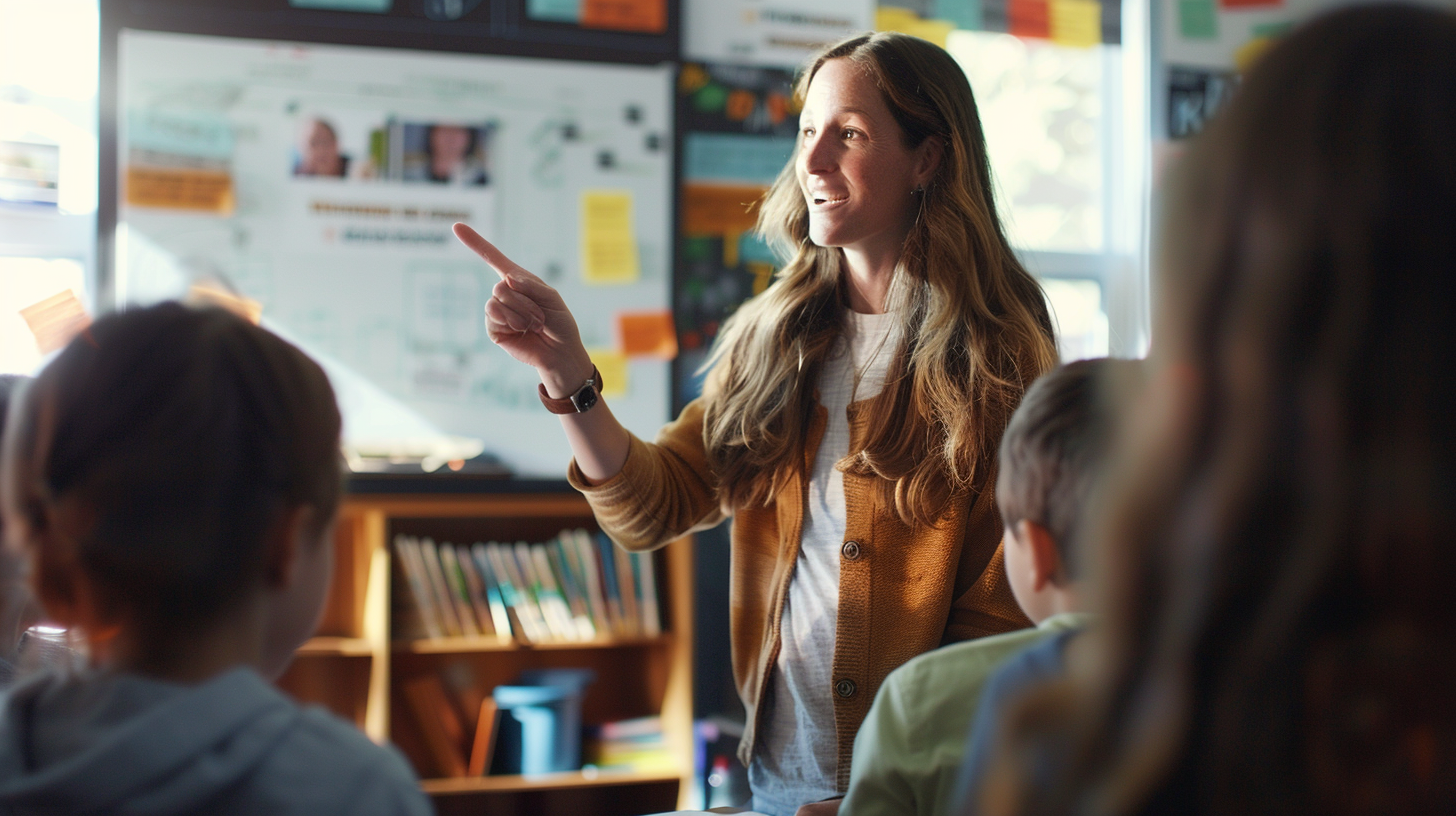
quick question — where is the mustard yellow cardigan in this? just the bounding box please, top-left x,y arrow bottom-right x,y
568,396 -> 1028,791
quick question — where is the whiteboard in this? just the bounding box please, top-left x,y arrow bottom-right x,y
116,30 -> 674,476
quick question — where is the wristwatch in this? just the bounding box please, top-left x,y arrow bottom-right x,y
538,365 -> 603,414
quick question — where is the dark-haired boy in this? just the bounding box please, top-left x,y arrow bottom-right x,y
836,358 -> 1135,816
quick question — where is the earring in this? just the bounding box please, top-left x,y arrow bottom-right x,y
911,185 -> 924,196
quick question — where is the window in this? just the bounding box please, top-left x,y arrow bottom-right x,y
0,0 -> 100,374
948,15 -> 1149,361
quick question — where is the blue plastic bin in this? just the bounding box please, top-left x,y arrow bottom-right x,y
492,669 -> 595,775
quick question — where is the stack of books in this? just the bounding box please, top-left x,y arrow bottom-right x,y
391,529 -> 663,644
585,716 -> 676,773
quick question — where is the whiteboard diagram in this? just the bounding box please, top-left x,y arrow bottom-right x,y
117,30 -> 674,476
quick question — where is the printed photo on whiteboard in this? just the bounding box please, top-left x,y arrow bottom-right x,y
0,141 -> 60,207
293,117 -> 352,178
392,122 -> 494,187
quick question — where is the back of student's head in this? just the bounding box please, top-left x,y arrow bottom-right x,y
979,6 -> 1456,815
996,358 -> 1140,580
0,303 -> 341,652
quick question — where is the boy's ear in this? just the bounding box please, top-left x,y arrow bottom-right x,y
1014,519 -> 1064,592
261,505 -> 317,589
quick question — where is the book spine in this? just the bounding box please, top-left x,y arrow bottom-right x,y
439,544 -> 481,637
472,542 -> 514,642
572,529 -> 612,635
402,675 -> 468,778
549,535 -> 597,640
531,542 -> 584,641
517,541 -> 566,641
635,550 -> 662,637
420,538 -> 464,637
489,543 -> 547,643
595,531 -> 626,635
395,535 -> 443,640
611,536 -> 641,637
454,543 -> 496,638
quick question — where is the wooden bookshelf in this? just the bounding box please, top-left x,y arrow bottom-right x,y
276,488 -> 696,815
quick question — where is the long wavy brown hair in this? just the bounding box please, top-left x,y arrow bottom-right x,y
703,32 -> 1057,526
978,6 -> 1456,815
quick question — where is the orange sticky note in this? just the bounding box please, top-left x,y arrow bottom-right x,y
19,290 -> 91,354
187,282 -> 264,324
1008,0 -> 1050,39
581,0 -> 666,33
617,311 -> 677,360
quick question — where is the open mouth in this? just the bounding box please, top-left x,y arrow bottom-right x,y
811,194 -> 847,206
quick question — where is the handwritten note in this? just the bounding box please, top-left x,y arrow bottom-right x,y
588,348 -> 629,397
1050,0 -> 1101,47
580,190 -> 641,285
19,290 -> 91,354
617,311 -> 678,360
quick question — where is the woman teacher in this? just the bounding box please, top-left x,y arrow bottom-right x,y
453,32 -> 1057,815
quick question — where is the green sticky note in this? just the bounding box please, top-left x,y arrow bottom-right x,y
289,0 -> 392,11
934,0 -> 984,30
1178,0 -> 1217,40
527,0 -> 580,23
1251,21 -> 1293,38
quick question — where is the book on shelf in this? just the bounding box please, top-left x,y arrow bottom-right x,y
487,542 -> 550,644
438,544 -> 482,637
611,536 -> 641,637
586,716 -> 675,773
419,538 -> 464,637
471,543 -> 514,641
402,674 -> 468,778
392,536 -> 443,640
390,528 -> 665,645
453,543 -> 499,639
635,549 -> 662,637
570,529 -> 613,636
518,542 -> 573,644
546,535 -> 597,640
468,697 -> 500,777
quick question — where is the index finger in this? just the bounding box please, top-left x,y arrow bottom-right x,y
453,223 -> 528,281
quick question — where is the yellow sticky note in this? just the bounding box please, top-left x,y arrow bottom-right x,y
875,7 -> 955,47
581,190 -> 641,285
588,348 -> 629,397
1050,0 -> 1102,47
19,290 -> 91,354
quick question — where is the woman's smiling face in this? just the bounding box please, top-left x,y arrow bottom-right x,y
796,58 -> 934,261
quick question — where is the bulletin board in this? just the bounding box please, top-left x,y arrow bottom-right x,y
103,24 -> 675,477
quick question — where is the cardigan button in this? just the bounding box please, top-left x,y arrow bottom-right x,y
841,540 -> 862,561
835,678 -> 857,699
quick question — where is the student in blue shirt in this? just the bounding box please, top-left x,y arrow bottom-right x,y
0,303 -> 431,815
970,7 -> 1456,815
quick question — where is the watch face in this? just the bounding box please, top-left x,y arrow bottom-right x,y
573,385 -> 599,413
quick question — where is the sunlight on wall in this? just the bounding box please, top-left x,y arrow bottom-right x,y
948,30 -> 1105,254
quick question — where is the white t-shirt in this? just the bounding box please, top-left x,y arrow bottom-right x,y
749,309 -> 900,816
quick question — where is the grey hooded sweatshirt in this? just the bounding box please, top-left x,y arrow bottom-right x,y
0,667 -> 432,815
